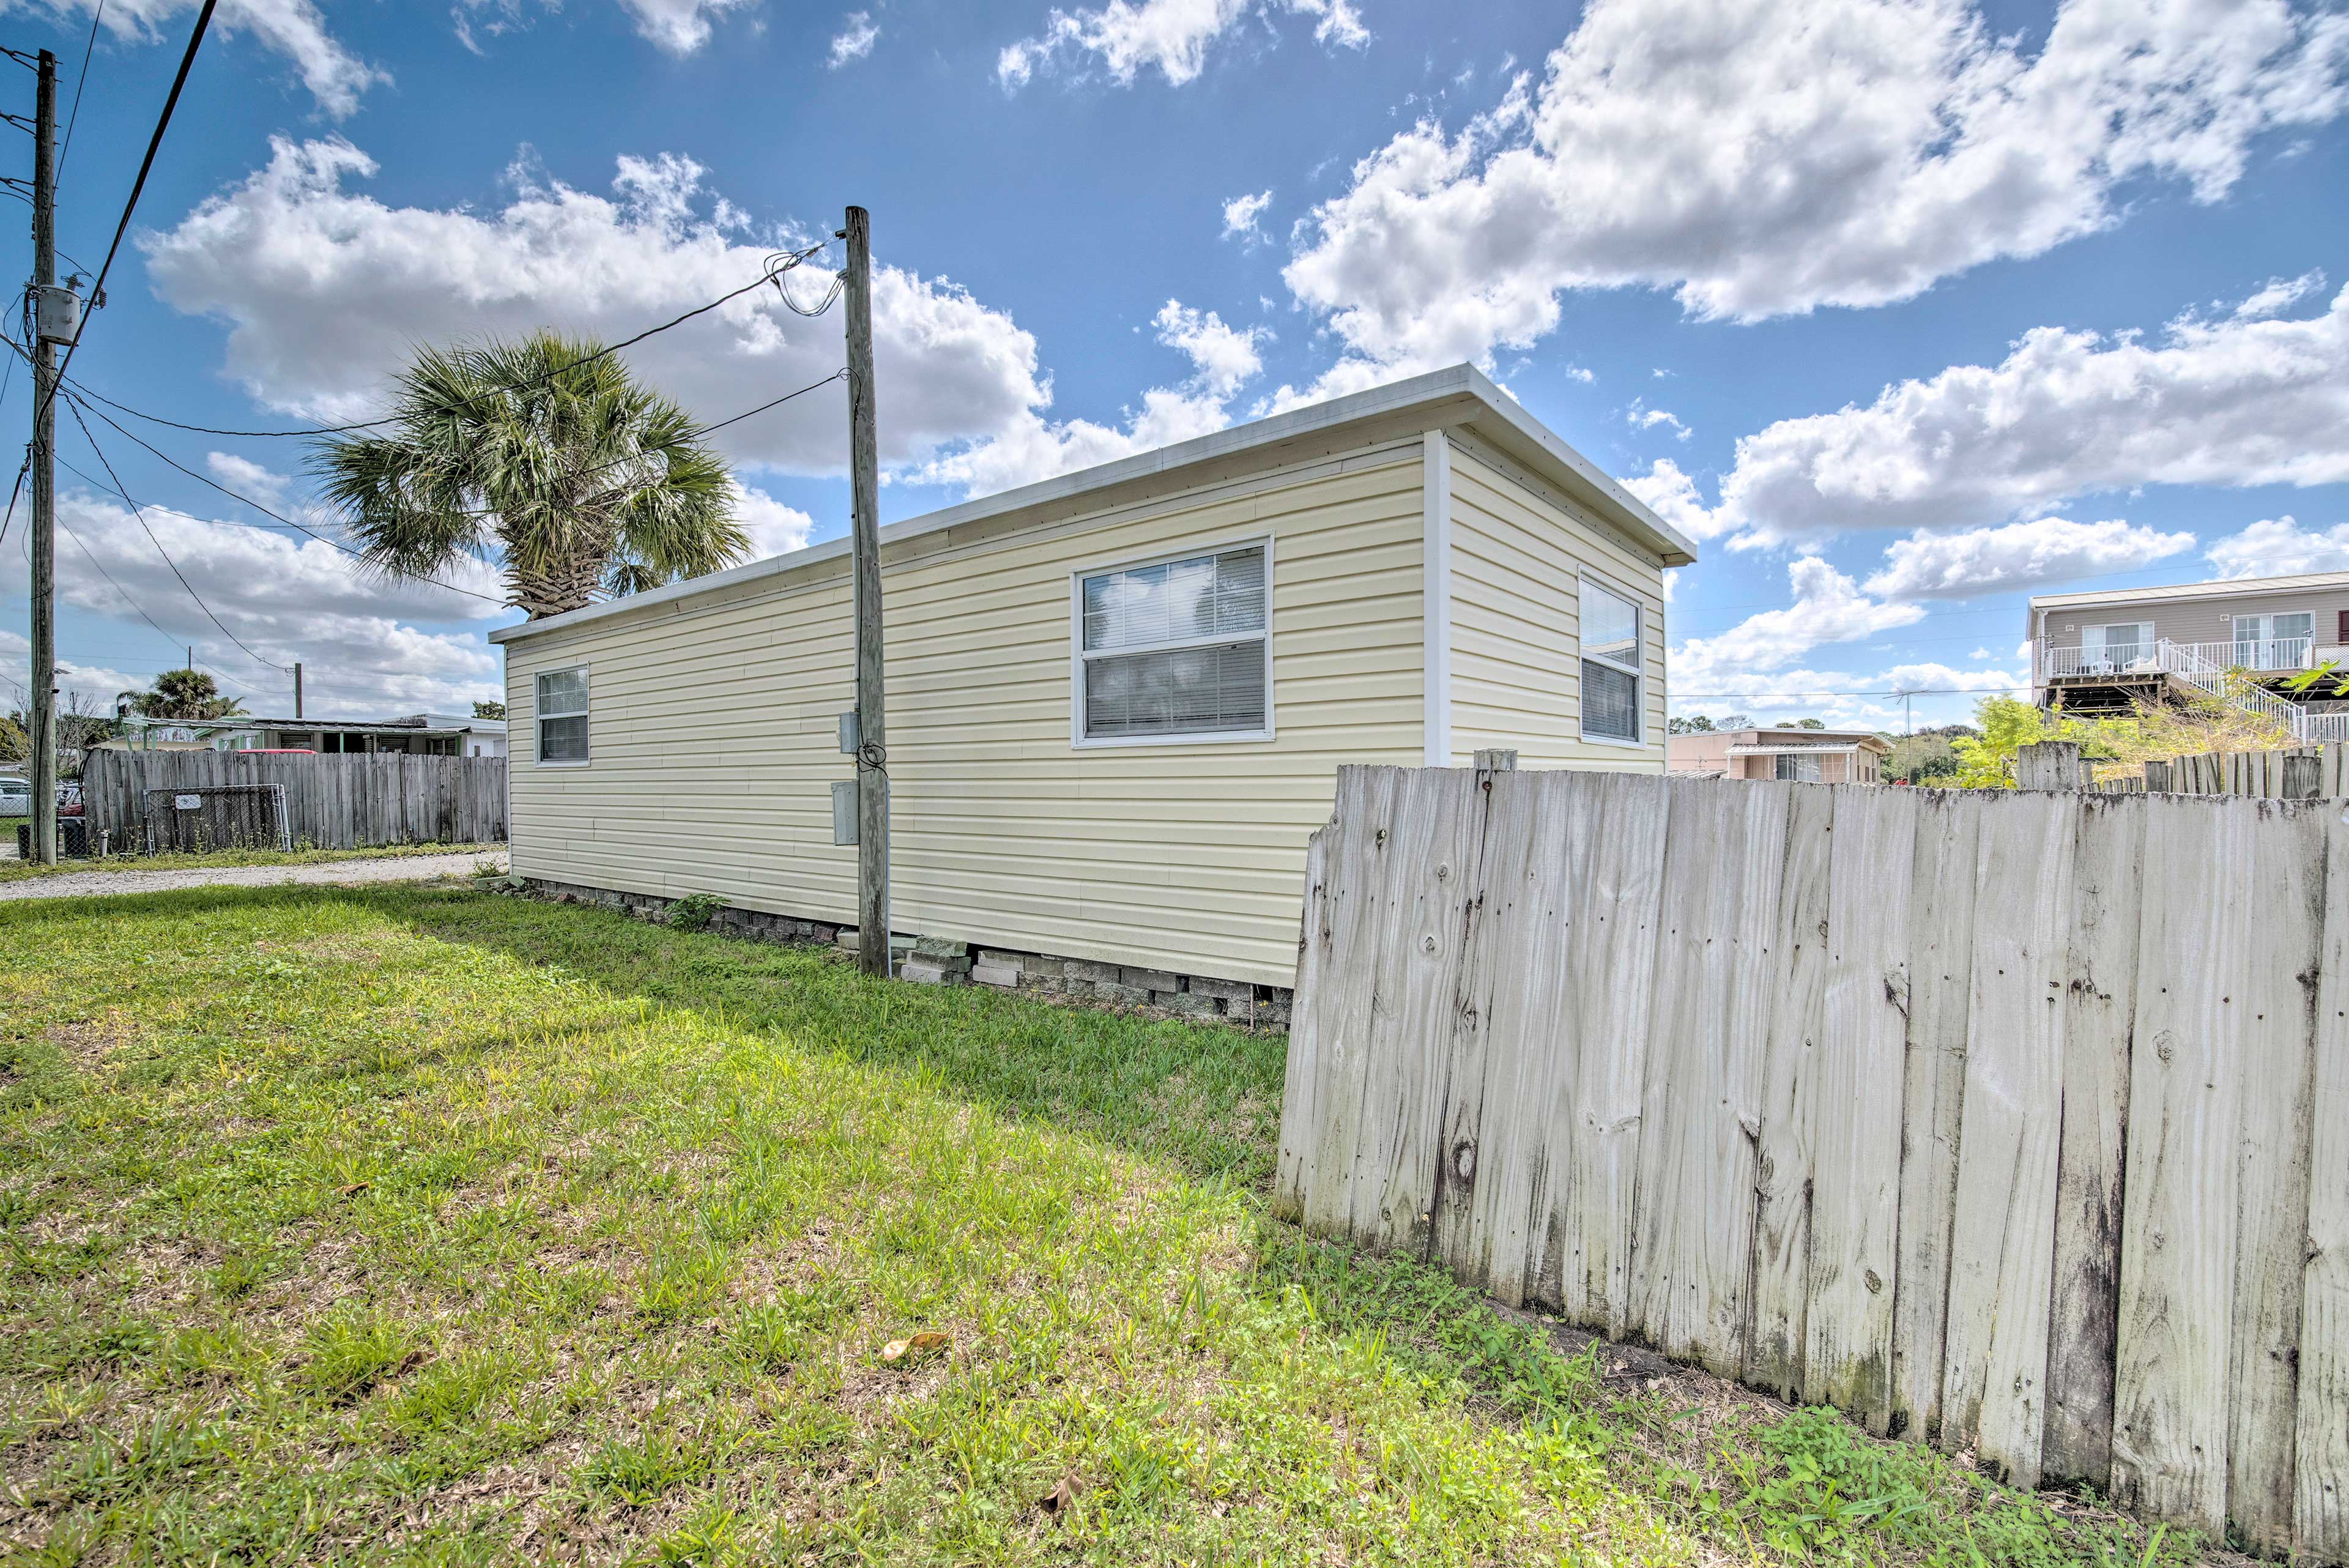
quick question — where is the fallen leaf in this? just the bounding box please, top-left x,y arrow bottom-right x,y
1039,1475 -> 1084,1514
337,1182 -> 370,1197
880,1331 -> 949,1365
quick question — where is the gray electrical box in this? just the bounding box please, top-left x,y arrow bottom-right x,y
837,711 -> 859,754
32,283 -> 80,346
831,780 -> 858,845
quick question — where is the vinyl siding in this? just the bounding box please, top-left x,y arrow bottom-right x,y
505,443 -> 1428,986
2040,587 -> 2349,658
1445,440 -> 1668,769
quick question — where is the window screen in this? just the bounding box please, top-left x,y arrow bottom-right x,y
1775,752 -> 1822,782
1078,546 -> 1268,741
1580,579 -> 1642,743
536,668 -> 589,763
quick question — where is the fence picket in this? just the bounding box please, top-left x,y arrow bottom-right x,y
2043,793 -> 2145,1492
2299,809 -> 2349,1562
1627,779 -> 1787,1373
1891,789 -> 1984,1444
1746,782 -> 1835,1402
2225,801 -> 2324,1552
2113,796 -> 2257,1534
1806,786 -> 1917,1432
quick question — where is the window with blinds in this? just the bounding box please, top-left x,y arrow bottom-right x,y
535,667 -> 590,764
1075,544 -> 1271,743
1579,578 -> 1643,745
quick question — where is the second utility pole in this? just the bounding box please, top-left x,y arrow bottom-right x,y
26,49 -> 56,866
842,206 -> 889,976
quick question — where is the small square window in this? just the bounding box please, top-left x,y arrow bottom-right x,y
535,668 -> 590,764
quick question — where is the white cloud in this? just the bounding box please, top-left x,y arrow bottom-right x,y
143,139 -> 1057,482
1625,398 -> 1690,442
0,630 -> 152,718
2205,515 -> 2349,578
40,488 -> 507,717
730,483 -> 815,559
2232,267 -> 2326,319
1862,518 -> 2196,598
999,0 -> 1368,89
205,451 -> 291,508
612,0 -> 757,53
1623,459 -> 1713,540
1222,188 -> 1274,241
828,9 -> 879,67
1564,365 -> 1594,383
4,0 -> 390,117
908,300 -> 1268,497
1668,556 -> 1924,697
1666,283 -> 2349,544
1280,0 -> 2349,390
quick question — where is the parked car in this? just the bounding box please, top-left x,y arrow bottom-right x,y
0,777 -> 29,817
58,781 -> 81,817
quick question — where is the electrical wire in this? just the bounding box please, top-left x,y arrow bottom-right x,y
54,503 -> 180,647
62,390 -> 507,604
32,0 -> 215,437
55,0 -> 105,184
67,239 -> 837,440
59,392 -> 292,674
70,366 -> 843,529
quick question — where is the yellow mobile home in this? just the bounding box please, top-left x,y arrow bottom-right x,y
491,365 -> 1698,1009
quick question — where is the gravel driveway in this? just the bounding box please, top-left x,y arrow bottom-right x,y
0,849 -> 507,902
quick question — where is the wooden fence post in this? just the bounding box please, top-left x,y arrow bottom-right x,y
2142,759 -> 2172,793
2016,741 -> 2087,792
1472,748 -> 1518,771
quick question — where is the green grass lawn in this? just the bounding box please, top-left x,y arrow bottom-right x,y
0,841 -> 502,885
0,885 -> 2203,1566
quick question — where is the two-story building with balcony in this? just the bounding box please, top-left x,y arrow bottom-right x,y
2027,570 -> 2349,743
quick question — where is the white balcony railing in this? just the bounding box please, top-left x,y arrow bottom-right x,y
2037,636 -> 2334,743
2174,637 -> 2314,673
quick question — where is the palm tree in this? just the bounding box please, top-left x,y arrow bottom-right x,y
314,333 -> 748,620
132,669 -> 247,720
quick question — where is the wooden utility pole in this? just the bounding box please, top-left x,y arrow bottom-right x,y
26,50 -> 57,865
294,661 -> 303,719
842,206 -> 889,975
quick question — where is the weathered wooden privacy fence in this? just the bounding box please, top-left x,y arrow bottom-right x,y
85,751 -> 507,852
1274,765 -> 2347,1561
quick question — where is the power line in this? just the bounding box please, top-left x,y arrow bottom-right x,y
54,503 -> 179,647
54,0 -> 103,184
59,391 -> 291,674
62,389 -> 507,604
65,239 -> 836,440
32,0 -> 214,439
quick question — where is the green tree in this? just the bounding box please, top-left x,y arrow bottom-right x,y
314,332 -> 746,620
472,700 -> 507,721
132,669 -> 248,721
0,710 -> 26,764
1667,715 -> 1716,734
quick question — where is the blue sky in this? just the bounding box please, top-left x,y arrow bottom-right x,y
1,0 -> 2345,726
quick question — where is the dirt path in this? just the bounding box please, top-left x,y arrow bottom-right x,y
0,849 -> 506,902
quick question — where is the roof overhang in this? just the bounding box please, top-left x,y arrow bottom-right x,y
491,363 -> 1699,648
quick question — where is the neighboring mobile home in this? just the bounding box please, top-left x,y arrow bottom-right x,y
491,365 -> 1698,992
1667,725 -> 1890,783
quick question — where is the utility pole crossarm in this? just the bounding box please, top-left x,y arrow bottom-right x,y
843,206 -> 889,976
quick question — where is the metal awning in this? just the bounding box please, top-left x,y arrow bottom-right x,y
1725,743 -> 1868,758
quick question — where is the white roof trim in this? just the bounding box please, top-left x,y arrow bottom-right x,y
2028,570 -> 2349,611
1727,742 -> 1870,758
491,363 -> 1698,647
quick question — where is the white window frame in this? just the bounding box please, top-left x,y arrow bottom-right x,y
1578,571 -> 1648,750
1068,535 -> 1275,750
534,664 -> 592,768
